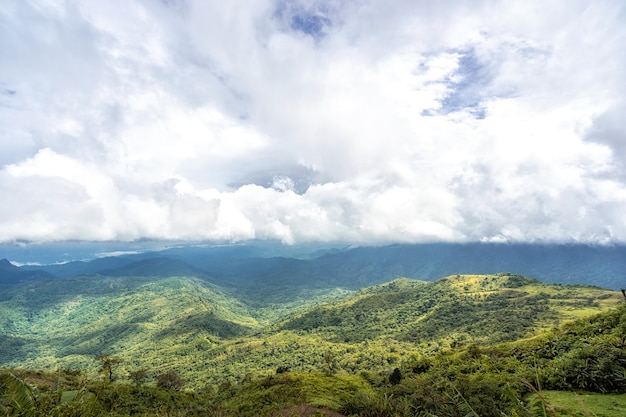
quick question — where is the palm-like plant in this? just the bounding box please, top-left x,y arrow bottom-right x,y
0,373 -> 37,416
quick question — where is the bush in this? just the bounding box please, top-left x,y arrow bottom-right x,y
389,368 -> 402,385
156,371 -> 186,391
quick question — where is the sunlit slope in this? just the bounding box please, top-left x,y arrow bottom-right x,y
0,275 -> 260,369
0,273 -> 621,389
279,274 -> 622,344
188,274 -> 621,386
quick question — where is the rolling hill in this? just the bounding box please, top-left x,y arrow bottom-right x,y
1,265 -> 625,417
0,272 -> 621,388
279,274 -> 622,344
0,274 -> 259,369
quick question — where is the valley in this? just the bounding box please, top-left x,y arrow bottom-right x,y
1,243 -> 626,416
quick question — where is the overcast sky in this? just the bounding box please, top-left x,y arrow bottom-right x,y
1,0 -> 625,245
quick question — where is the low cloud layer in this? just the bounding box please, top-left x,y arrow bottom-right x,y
1,0 -> 625,244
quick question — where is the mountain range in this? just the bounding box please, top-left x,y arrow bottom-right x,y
3,242 -> 625,290
0,258 -> 53,284
2,241 -> 626,416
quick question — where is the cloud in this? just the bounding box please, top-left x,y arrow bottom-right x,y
0,0 -> 625,244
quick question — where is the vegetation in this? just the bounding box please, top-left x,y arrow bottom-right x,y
279,274 -> 620,344
1,272 -> 625,416
529,391 -> 626,416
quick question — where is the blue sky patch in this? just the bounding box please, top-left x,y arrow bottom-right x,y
275,1 -> 333,39
440,49 -> 492,118
290,12 -> 331,38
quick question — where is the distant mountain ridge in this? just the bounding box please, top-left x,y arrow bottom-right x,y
17,256 -> 136,278
98,257 -> 211,279
0,258 -> 53,284
4,243 -> 626,289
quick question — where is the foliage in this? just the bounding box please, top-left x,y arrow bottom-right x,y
511,302 -> 626,393
279,274 -> 620,345
0,371 -> 101,416
95,354 -> 123,382
156,370 -> 186,391
388,368 -> 402,385
128,368 -> 148,385
1,273 -> 625,416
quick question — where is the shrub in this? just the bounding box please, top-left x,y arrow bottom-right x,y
156,371 -> 186,391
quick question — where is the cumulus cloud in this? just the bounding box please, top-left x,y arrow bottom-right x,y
0,0 -> 625,244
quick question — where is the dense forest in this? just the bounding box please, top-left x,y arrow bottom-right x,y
2,272 -> 626,416
2,300 -> 626,416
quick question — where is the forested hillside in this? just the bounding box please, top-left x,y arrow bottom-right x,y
1,254 -> 625,417
1,273 -> 621,387
279,274 -> 620,344
2,290 -> 626,416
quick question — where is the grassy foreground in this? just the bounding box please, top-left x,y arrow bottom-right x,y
530,391 -> 626,417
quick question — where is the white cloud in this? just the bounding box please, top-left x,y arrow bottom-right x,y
0,0 -> 625,244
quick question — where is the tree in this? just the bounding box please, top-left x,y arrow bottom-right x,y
276,366 -> 291,374
323,349 -> 338,375
95,355 -> 123,383
389,367 -> 402,385
129,368 -> 148,386
156,371 -> 185,391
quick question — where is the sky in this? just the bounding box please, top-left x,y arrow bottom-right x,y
1,0 -> 626,246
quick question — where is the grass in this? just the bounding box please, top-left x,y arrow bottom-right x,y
531,390 -> 626,417
219,372 -> 374,416
60,389 -> 95,403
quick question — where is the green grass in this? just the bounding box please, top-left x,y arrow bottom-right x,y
60,389 -> 95,403
531,391 -> 626,417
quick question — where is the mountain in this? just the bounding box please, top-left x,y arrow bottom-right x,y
3,291 -> 626,417
279,274 -> 622,344
2,267 -> 625,417
9,243 -> 626,291
185,243 -> 626,292
302,243 -> 626,289
98,257 -> 211,279
0,258 -> 53,284
0,274 -> 259,367
0,271 -> 620,387
20,256 -> 135,278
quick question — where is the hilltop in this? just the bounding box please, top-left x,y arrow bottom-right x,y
279,274 -> 621,344
0,258 -> 53,284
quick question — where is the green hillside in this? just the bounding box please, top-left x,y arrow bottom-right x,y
1,273 -> 624,416
0,275 -> 259,369
2,273 -> 620,385
279,274 -> 621,345
2,299 -> 626,416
